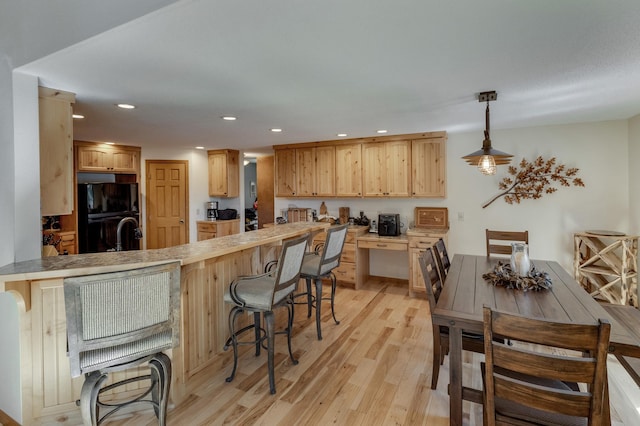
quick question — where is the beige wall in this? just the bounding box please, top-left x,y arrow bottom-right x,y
629,114 -> 640,235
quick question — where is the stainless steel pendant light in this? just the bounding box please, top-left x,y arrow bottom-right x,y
462,91 -> 512,175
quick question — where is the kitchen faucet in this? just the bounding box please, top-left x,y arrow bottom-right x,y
116,217 -> 142,251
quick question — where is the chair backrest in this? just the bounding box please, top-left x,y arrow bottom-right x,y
272,233 -> 310,304
482,306 -> 611,426
316,223 -> 349,276
486,229 -> 528,257
64,262 -> 181,378
432,238 -> 450,282
418,248 -> 443,312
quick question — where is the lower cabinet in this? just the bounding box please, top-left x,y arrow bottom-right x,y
408,230 -> 448,297
196,220 -> 240,241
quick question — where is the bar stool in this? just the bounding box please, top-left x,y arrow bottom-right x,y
223,233 -> 309,394
63,262 -> 181,426
298,223 -> 349,340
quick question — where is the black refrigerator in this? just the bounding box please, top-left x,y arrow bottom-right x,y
77,183 -> 141,253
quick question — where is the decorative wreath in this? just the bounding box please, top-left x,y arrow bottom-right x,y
482,262 -> 552,292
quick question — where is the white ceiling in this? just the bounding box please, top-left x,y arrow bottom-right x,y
14,0 -> 640,153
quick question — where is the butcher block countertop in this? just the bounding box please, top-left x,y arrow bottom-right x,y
0,221 -> 329,282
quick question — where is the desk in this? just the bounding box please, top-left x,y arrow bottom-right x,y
356,234 -> 408,288
432,254 -> 640,426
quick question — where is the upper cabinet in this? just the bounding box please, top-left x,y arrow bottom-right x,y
39,86 -> 76,216
208,149 -> 239,197
273,131 -> 446,199
363,140 -> 411,197
75,141 -> 141,174
411,136 -> 446,197
335,143 -> 362,197
296,146 -> 336,197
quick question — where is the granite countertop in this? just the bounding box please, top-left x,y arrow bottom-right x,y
0,222 -> 329,282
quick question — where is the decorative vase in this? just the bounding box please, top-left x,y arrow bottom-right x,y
510,242 -> 531,276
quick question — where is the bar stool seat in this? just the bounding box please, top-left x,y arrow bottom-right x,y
223,233 -> 309,394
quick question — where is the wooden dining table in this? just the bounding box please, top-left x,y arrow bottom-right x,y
432,254 -> 640,426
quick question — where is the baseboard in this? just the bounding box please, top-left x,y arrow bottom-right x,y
0,409 -> 19,426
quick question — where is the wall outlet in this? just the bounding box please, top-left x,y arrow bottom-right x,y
458,211 -> 464,221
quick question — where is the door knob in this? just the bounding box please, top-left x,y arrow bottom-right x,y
179,219 -> 185,224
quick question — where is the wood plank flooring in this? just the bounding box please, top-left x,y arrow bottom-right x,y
40,277 -> 640,425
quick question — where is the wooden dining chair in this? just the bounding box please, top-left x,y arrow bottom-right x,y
482,306 -> 611,426
418,248 -> 484,389
486,229 -> 528,257
432,238 -> 450,282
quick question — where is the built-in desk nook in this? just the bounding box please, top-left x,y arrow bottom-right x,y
0,222 -> 328,425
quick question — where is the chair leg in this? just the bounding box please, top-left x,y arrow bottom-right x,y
225,306 -> 243,383
286,301 -> 299,365
305,278 -> 313,318
431,334 -> 441,390
264,310 -> 276,394
80,371 -> 108,426
253,311 -> 262,356
329,272 -> 340,325
315,278 -> 323,340
150,353 -> 172,426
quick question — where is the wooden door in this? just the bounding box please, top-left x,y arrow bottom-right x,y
412,137 -> 446,197
296,147 -> 315,196
274,150 -> 296,196
385,140 -> 411,197
335,143 -> 362,197
314,145 -> 335,196
362,142 -> 385,196
257,156 -> 275,228
146,160 -> 189,249
207,151 -> 228,196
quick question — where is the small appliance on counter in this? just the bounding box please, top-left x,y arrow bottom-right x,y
378,214 -> 401,236
206,201 -> 218,220
369,220 -> 377,233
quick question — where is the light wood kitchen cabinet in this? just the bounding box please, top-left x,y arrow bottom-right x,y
362,140 -> 411,197
207,149 -> 239,197
335,143 -> 362,197
196,219 -> 240,241
75,141 -> 141,174
274,149 -> 297,197
411,136 -> 446,197
39,86 -> 75,216
408,229 -> 448,297
296,146 -> 335,197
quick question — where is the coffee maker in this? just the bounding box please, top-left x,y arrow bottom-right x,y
206,201 -> 218,220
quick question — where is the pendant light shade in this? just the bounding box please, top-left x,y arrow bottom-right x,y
462,91 -> 512,175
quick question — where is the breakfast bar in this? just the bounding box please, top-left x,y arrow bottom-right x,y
0,222 -> 328,425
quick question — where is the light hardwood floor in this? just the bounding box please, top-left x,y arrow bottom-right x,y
51,277 -> 640,425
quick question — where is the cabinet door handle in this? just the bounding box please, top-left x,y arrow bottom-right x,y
376,243 -> 387,247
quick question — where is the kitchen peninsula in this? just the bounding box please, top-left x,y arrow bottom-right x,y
0,222 -> 328,425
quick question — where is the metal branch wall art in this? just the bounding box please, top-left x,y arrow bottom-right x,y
482,156 -> 585,208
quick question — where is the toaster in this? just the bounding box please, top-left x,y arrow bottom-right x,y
378,214 -> 401,236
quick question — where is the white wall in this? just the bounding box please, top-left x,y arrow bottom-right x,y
276,120 -> 629,276
629,114 -> 640,235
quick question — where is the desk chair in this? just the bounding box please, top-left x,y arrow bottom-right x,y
486,229 -> 529,257
482,306 -> 611,426
419,249 -> 485,389
299,223 -> 349,340
224,234 -> 309,394
64,262 -> 181,426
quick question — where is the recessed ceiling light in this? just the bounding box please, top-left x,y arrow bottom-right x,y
270,128 -> 283,133
195,146 -> 205,150
105,142 -> 115,145
221,116 -> 237,121
337,133 -> 347,137
117,103 -> 136,109
72,114 -> 84,119
376,129 -> 388,134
